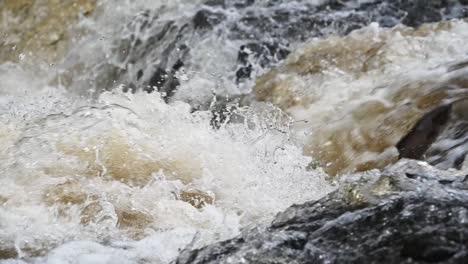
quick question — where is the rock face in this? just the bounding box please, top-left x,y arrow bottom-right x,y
82,0 -> 468,101
176,160 -> 468,264
0,0 -> 97,64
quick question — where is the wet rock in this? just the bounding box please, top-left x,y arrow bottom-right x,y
89,0 -> 468,101
253,21 -> 468,176
401,0 -> 447,27
224,0 -> 468,84
235,42 -> 289,84
229,0 -> 468,88
232,0 -> 255,9
235,64 -> 252,83
226,0 -> 468,42
204,0 -> 225,8
405,98 -> 468,170
146,65 -> 181,101
176,160 -> 468,264
193,9 -> 226,30
397,104 -> 452,160
90,11 -> 192,97
396,60 -> 468,170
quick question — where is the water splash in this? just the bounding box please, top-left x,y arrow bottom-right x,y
0,67 -> 332,262
3,0 -> 468,263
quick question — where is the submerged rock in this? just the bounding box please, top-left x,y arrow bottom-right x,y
176,160 -> 468,264
253,20 -> 468,176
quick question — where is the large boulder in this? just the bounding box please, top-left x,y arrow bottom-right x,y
176,160 -> 468,264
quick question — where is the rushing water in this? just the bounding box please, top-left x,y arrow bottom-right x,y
2,0 -> 468,263
0,1 -> 335,263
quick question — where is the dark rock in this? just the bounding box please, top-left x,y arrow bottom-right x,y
233,0 -> 255,9
397,104 -> 452,160
235,42 -> 289,83
237,43 -> 289,68
402,0 -> 444,27
101,11 -> 192,98
203,0 -> 255,8
225,0 -> 468,43
211,0 -> 468,87
137,69 -> 144,80
235,64 -> 252,83
176,161 -> 468,264
97,0 -> 468,104
397,95 -> 468,171
396,61 -> 468,171
193,9 -> 226,30
424,98 -> 468,170
204,0 -> 225,7
146,67 -> 180,100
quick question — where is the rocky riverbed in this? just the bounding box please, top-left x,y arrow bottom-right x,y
2,0 -> 468,263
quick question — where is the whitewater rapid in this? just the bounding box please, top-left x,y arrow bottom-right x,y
0,1 -> 334,263
2,0 -> 468,263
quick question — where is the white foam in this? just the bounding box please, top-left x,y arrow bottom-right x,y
0,65 -> 333,263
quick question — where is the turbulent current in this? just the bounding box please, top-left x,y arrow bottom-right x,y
2,0 -> 468,263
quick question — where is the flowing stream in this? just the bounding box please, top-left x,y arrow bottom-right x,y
1,0 -> 468,263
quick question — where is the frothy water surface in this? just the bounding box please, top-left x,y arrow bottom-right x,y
2,0 -> 468,263
0,70 -> 333,263
0,1 -> 334,263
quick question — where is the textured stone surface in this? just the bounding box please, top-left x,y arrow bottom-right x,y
176,160 -> 468,264
95,0 -> 468,99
